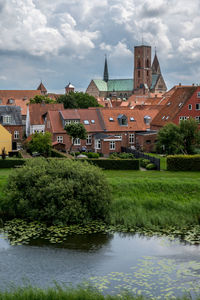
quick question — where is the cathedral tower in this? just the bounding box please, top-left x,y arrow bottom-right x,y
134,45 -> 152,91
103,55 -> 109,82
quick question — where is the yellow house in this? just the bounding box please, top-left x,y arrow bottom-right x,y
0,124 -> 12,154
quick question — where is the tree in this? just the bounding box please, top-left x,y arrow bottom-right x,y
65,123 -> 87,152
3,158 -> 111,225
30,95 -> 55,104
156,118 -> 200,155
57,91 -> 100,109
179,118 -> 200,154
27,132 -> 52,157
156,123 -> 183,155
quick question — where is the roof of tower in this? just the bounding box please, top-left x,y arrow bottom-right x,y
65,82 -> 74,89
152,53 -> 161,74
37,81 -> 47,93
103,56 -> 109,82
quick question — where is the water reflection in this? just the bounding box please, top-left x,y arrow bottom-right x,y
0,233 -> 200,299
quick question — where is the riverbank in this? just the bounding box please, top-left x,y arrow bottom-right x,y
1,169 -> 200,244
0,286 -> 197,300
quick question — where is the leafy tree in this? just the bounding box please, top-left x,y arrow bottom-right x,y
57,91 -> 100,109
157,118 -> 200,155
65,123 -> 87,152
179,118 -> 200,154
3,158 -> 111,225
27,132 -> 52,157
156,123 -> 183,155
30,95 -> 55,104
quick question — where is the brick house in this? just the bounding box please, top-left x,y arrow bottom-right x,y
151,86 -> 199,130
46,107 -> 159,155
0,106 -> 23,150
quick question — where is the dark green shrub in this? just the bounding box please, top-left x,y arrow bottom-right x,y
51,149 -> 67,158
2,158 -> 110,225
109,152 -> 119,159
140,159 -> 150,168
87,152 -> 99,159
118,152 -> 134,159
146,163 -> 157,170
88,159 -> 139,170
0,159 -> 26,168
167,155 -> 200,171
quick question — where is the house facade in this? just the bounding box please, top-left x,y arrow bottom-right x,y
46,108 -> 158,155
0,124 -> 12,154
0,106 -> 23,150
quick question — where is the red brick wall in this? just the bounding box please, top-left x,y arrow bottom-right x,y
5,125 -> 23,142
136,133 -> 158,152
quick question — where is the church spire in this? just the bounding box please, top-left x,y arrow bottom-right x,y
152,51 -> 161,75
103,55 -> 109,82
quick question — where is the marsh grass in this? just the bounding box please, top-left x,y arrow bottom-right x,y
106,170 -> 200,229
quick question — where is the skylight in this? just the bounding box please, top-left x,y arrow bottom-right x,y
109,117 -> 114,122
167,102 -> 171,106
179,102 -> 183,107
91,120 -> 95,124
166,116 -> 169,120
130,117 -> 135,121
84,120 -> 89,125
162,116 -> 165,120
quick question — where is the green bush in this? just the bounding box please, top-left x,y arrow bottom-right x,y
0,159 -> 26,168
167,155 -> 200,171
86,152 -> 100,159
109,152 -> 134,159
88,159 -> 139,170
146,163 -> 157,170
2,158 -> 111,225
140,159 -> 150,168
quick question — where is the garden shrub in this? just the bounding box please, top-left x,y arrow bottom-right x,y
146,163 -> 157,170
86,152 -> 99,159
109,152 -> 134,159
0,159 -> 26,168
167,155 -> 200,171
140,159 -> 150,168
2,158 -> 111,225
88,159 -> 139,170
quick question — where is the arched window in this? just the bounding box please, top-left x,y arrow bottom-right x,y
137,59 -> 141,68
146,59 -> 150,68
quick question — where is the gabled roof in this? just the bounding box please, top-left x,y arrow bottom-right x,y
29,103 -> 64,125
60,110 -> 80,120
151,86 -> 197,127
0,105 -> 22,125
37,82 -> 47,93
93,79 -> 133,92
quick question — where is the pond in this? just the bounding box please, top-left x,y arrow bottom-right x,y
0,232 -> 200,299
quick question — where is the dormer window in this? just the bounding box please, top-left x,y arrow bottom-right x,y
117,114 -> 127,126
3,115 -> 12,124
8,98 -> 14,104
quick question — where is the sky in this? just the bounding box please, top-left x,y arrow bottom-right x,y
0,0 -> 199,93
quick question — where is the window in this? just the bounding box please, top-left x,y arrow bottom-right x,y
179,102 -> 183,108
121,118 -> 127,125
3,115 -> 11,124
73,138 -> 80,145
197,92 -> 200,98
57,136 -> 63,143
146,140 -> 151,144
196,104 -> 200,110
195,116 -> 200,123
188,104 -> 192,110
179,116 -> 188,122
14,131 -> 19,139
109,117 -> 114,122
138,70 -> 140,78
109,141 -> 115,150
91,120 -> 95,124
74,120 -> 79,124
129,133 -> 135,144
167,102 -> 171,106
86,135 -> 92,145
84,120 -> 89,125
65,120 -> 71,125
162,116 -> 165,120
130,117 -> 135,122
8,98 -> 14,104
0,99 -> 2,104
95,139 -> 101,149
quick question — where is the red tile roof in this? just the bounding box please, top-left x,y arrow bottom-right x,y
151,86 -> 197,127
29,103 -> 64,125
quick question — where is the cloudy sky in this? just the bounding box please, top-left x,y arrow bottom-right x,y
0,0 -> 199,93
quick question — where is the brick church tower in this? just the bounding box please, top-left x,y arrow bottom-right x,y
134,45 -> 152,91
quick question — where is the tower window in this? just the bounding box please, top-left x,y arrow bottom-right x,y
146,59 -> 150,68
137,59 -> 141,68
147,70 -> 149,76
138,70 -> 140,78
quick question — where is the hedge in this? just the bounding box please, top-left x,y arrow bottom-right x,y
87,159 -> 139,170
0,159 -> 26,168
167,155 -> 200,171
51,149 -> 68,158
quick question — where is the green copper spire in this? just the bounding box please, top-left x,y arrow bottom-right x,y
103,55 -> 109,82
